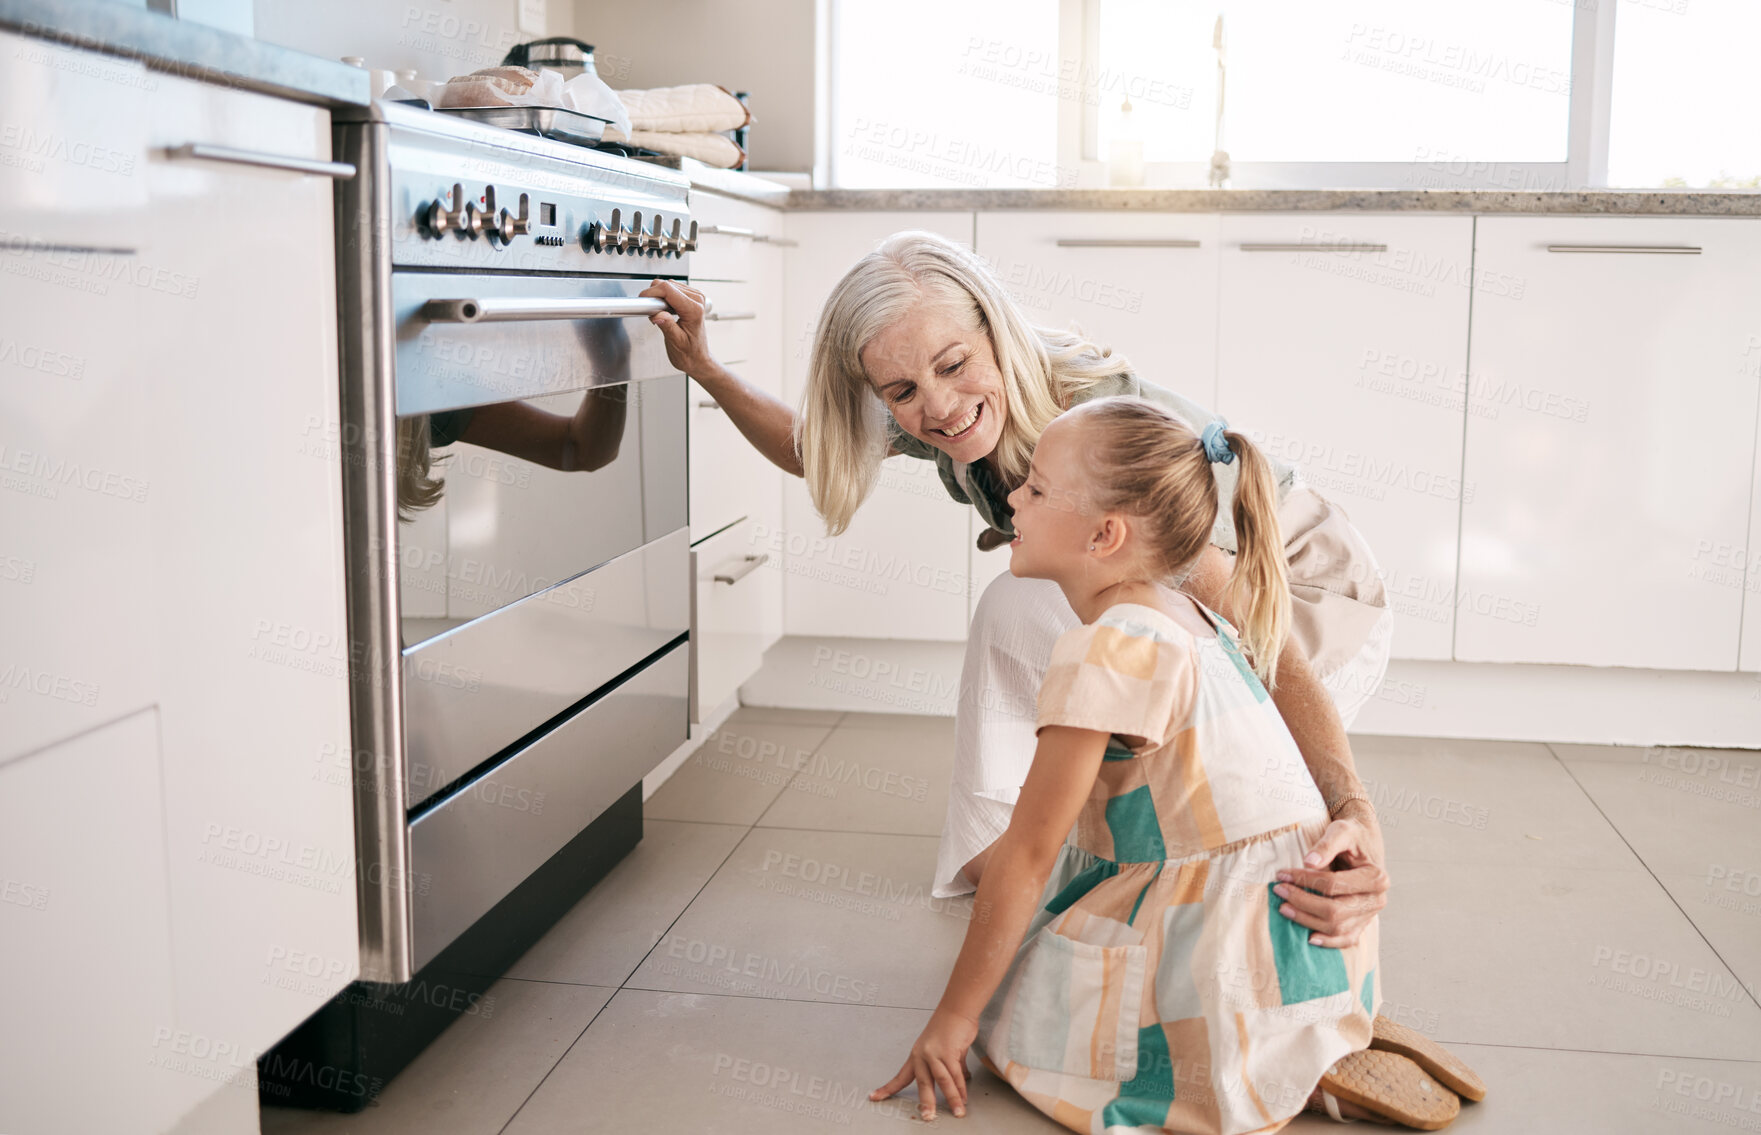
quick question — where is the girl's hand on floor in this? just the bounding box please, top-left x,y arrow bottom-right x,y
1274,810 -> 1390,948
871,1008 -> 978,1120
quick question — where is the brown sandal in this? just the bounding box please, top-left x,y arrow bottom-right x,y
1371,1015 -> 1487,1102
1319,1049 -> 1461,1130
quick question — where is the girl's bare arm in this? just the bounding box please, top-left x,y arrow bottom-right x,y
873,724 -> 1109,1119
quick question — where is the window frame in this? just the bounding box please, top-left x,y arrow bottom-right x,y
1066,0 -> 1615,190
821,0 -> 1617,190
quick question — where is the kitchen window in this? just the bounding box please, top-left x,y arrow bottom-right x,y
826,0 -> 1756,190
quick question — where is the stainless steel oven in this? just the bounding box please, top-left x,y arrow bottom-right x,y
331,100 -> 696,984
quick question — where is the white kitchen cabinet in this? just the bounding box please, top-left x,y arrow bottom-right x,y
778,211 -> 975,640
691,517 -> 780,719
975,211 -> 1221,407
1744,423 -> 1761,672
1460,218 -> 1761,670
0,711 -> 183,1135
0,33 -> 157,763
687,191 -> 786,709
1217,214 -> 1475,661
138,69 -> 360,1063
968,211 -> 1222,624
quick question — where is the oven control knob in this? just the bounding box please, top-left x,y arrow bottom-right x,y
585,208 -> 624,252
490,192 -> 531,246
681,219 -> 700,253
643,214 -> 666,253
425,182 -> 470,238
622,211 -> 643,253
662,217 -> 683,255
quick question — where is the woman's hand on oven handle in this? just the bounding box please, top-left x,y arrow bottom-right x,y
642,279 -> 717,379
643,279 -> 807,478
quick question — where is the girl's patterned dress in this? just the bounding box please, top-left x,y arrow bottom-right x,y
976,599 -> 1379,1135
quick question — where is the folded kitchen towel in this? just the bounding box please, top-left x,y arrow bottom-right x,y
602,128 -> 746,168
612,83 -> 750,134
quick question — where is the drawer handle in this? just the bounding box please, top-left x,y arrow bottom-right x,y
1238,242 -> 1387,253
167,142 -> 356,180
1055,238 -> 1201,248
698,224 -> 795,247
697,399 -> 723,410
422,295 -> 715,323
706,311 -> 757,321
713,553 -> 768,585
1545,244 -> 1703,255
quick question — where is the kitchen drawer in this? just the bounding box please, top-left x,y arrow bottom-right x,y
690,193 -> 784,282
410,639 -> 688,969
703,279 -> 760,364
691,518 -> 779,721
403,527 -> 691,801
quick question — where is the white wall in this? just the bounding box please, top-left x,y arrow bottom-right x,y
572,0 -> 815,172
253,0 -> 574,82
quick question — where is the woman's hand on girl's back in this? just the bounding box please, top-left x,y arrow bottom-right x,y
871,1007 -> 978,1120
1271,808 -> 1390,949
641,279 -> 716,379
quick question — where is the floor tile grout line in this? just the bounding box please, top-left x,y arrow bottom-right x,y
1544,742 -> 1761,1016
1444,1039 -> 1761,1064
490,718 -> 848,1135
493,818 -> 758,1135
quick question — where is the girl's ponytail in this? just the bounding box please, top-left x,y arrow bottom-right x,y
1074,398 -> 1288,687
1219,429 -> 1289,688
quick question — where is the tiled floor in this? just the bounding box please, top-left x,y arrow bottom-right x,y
262,713 -> 1761,1135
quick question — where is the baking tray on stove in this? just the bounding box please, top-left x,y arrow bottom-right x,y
434,105 -> 611,146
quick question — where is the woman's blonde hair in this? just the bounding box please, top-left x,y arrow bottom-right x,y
798,230 -> 1129,535
1071,397 -> 1290,688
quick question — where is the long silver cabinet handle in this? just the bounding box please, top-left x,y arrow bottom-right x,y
1238,242 -> 1388,252
167,142 -> 356,179
422,296 -> 715,323
713,553 -> 768,585
697,399 -> 723,410
1545,244 -> 1702,255
698,224 -> 796,246
706,311 -> 757,321
1056,238 -> 1201,248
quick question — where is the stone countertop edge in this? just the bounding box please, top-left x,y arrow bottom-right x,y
0,0 -> 370,109
664,179 -> 1761,216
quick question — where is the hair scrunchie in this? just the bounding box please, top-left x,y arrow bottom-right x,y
1200,418 -> 1235,465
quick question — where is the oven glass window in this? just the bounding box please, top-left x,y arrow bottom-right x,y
394,375 -> 686,648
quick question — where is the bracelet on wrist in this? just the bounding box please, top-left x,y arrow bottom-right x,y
1326,792 -> 1373,819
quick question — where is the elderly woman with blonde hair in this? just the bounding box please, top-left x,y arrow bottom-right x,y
639,230 -> 1394,943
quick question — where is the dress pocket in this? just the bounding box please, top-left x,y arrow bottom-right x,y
1006,928 -> 1148,1081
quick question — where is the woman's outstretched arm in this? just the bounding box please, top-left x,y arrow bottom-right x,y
1185,544 -> 1390,948
871,724 -> 1109,1120
641,279 -> 806,476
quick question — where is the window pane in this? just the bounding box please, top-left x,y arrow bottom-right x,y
833,0 -> 1061,188
1608,0 -> 1761,188
1098,0 -> 1573,165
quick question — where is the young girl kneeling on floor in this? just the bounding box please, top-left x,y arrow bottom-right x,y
872,396 -> 1479,1133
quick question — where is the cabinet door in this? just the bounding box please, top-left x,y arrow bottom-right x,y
0,710 -> 184,1133
778,211 -> 975,640
1460,218 -> 1761,669
691,517 -> 778,720
0,30 -> 156,762
141,74 -> 360,1055
969,212 -> 1220,612
1744,425 -> 1761,672
1217,215 -> 1475,661
975,211 -> 1221,405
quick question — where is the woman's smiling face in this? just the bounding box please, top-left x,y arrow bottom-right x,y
861,300 -> 1007,463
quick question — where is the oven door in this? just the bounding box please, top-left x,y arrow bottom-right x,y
393,273 -> 681,416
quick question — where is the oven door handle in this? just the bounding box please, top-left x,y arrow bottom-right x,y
421,295 -> 713,324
